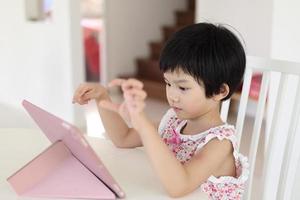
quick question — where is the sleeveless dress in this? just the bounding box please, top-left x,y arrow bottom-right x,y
158,109 -> 249,200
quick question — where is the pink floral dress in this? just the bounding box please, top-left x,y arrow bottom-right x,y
158,109 -> 249,200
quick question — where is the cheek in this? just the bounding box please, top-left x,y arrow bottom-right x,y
185,92 -> 199,102
165,88 -> 171,101
183,96 -> 206,111
166,87 -> 169,96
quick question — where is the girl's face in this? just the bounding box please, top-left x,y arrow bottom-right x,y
163,68 -> 220,121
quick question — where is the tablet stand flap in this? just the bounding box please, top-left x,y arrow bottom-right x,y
7,141 -> 116,199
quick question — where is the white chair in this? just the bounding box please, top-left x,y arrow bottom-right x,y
221,56 -> 300,200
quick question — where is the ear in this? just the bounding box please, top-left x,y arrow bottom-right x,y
213,83 -> 230,101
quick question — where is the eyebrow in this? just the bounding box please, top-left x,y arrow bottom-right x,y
164,77 -> 189,84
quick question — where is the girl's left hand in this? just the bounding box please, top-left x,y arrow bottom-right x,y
101,78 -> 148,130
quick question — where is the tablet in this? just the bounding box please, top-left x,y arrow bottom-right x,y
17,100 -> 125,199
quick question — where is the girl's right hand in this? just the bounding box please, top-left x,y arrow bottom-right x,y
72,82 -> 108,105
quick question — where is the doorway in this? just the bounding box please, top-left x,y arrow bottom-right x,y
80,0 -> 104,82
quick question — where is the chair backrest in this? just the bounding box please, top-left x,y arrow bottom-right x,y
221,56 -> 300,200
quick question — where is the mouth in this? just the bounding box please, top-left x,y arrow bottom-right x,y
172,106 -> 182,112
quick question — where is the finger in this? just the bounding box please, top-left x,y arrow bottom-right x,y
127,100 -> 145,113
78,86 -> 93,101
73,92 -> 87,104
73,85 -> 89,103
77,96 -> 89,105
122,79 -> 143,91
123,92 -> 135,102
125,89 -> 147,100
108,79 -> 126,87
123,92 -> 145,111
108,78 -> 143,93
123,89 -> 147,103
73,85 -> 84,103
74,92 -> 89,104
80,87 -> 92,97
81,89 -> 97,101
99,100 -> 120,113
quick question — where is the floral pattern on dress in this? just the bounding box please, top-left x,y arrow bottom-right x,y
201,181 -> 245,200
162,120 -> 192,162
159,109 -> 249,200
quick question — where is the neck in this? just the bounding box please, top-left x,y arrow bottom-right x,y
183,106 -> 224,135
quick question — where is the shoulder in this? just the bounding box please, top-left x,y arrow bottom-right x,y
191,137 -> 233,171
194,124 -> 237,153
201,137 -> 233,155
205,124 -> 236,143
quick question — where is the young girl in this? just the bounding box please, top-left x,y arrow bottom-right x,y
73,23 -> 249,200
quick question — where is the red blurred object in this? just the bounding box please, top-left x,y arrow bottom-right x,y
81,19 -> 102,81
237,73 -> 262,100
249,73 -> 262,100
84,34 -> 100,77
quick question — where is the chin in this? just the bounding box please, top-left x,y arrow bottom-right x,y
174,113 -> 187,120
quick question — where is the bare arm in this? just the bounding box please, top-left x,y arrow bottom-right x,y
136,117 -> 233,197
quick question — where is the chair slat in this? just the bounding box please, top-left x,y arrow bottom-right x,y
236,67 -> 253,150
245,71 -> 270,200
261,73 -> 289,200
220,99 -> 230,122
277,78 -> 300,200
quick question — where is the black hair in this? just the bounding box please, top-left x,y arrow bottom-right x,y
159,22 -> 246,101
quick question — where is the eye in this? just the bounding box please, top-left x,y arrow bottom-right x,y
179,87 -> 189,91
165,82 -> 171,87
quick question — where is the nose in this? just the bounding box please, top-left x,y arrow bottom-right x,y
168,88 -> 179,103
170,95 -> 179,102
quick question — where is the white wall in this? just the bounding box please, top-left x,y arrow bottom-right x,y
0,0 -> 85,128
103,0 -> 186,83
196,0 -> 300,199
196,0 -> 274,57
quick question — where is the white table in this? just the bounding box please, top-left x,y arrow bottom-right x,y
0,129 -> 209,200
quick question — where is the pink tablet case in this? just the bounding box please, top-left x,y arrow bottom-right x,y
7,100 -> 125,199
